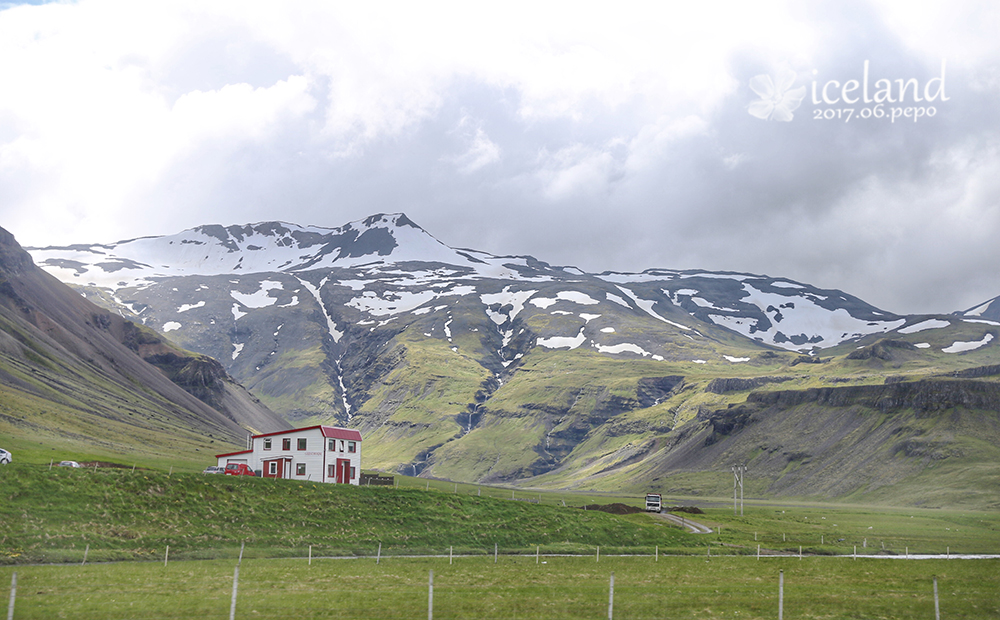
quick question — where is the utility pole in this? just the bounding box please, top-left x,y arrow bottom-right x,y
732,464 -> 747,516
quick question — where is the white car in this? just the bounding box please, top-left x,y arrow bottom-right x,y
0,448 -> 10,465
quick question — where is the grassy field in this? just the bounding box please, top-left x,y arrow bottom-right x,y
2,464 -> 998,567
2,463 -> 998,618
1,555 -> 997,619
0,464 -> 697,565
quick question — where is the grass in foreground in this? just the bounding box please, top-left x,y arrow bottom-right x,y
1,555 -> 998,619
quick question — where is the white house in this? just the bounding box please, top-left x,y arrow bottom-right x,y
215,425 -> 362,485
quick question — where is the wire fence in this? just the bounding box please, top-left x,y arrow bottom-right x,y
4,551 -> 997,620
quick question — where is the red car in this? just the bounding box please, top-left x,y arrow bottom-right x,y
223,463 -> 258,476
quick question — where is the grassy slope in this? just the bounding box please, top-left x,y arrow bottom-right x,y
0,342 -> 242,471
0,464 -> 693,565
353,331 -> 493,471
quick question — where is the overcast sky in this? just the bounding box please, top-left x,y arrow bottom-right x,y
1,1 -> 998,315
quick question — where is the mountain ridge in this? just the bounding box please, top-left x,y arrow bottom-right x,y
18,214 -> 1000,506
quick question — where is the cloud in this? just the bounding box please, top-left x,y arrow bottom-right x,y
0,0 -> 998,315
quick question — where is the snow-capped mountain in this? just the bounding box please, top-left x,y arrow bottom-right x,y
23,214 -> 1000,495
29,213 -> 907,355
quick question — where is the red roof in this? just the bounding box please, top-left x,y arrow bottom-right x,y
215,449 -> 253,458
251,425 -> 362,441
321,426 -> 363,441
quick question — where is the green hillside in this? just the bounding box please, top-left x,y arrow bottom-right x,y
0,464 -> 691,565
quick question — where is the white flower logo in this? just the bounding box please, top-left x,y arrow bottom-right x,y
748,68 -> 806,122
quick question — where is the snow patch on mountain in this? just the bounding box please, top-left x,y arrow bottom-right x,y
616,286 -> 691,331
899,319 -> 951,334
537,328 -> 587,350
943,334 -> 994,353
602,293 -> 628,309
595,342 -> 651,356
163,321 -> 181,332
177,301 -> 205,313
232,280 -> 283,308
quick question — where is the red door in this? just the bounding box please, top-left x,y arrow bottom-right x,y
336,458 -> 350,484
264,459 -> 284,479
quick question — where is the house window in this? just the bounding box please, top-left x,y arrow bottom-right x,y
347,441 -> 356,453
328,438 -> 336,452
339,440 -> 345,452
328,464 -> 336,478
296,463 -> 306,476
269,462 -> 277,475
350,466 -> 356,480
297,438 -> 307,451
282,438 -> 291,451
263,438 -> 272,450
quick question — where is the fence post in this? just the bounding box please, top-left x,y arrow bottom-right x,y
608,572 -> 615,620
449,546 -> 453,565
82,544 -> 89,565
597,546 -> 600,563
377,542 -> 382,565
799,545 -> 802,560
164,545 -> 169,567
229,565 -> 240,620
757,544 -> 760,560
655,545 -> 658,562
7,572 -> 15,620
853,545 -> 857,560
428,570 -> 434,620
309,545 -> 312,566
239,541 -> 245,565
778,570 -> 784,620
933,577 -> 940,620
536,546 -> 539,564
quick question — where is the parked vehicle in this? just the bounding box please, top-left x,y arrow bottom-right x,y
645,493 -> 662,512
58,460 -> 81,468
223,463 -> 258,476
0,448 -> 11,465
203,465 -> 225,474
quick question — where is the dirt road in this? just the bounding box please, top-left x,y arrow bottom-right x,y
656,512 -> 713,533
